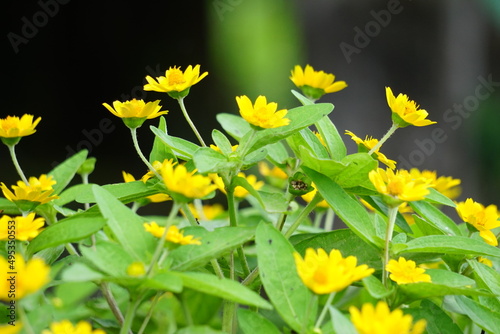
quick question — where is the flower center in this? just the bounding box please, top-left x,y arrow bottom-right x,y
313,270 -> 328,284
387,179 -> 404,196
168,69 -> 186,86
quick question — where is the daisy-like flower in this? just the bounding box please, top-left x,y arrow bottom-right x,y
122,171 -> 171,203
386,87 -> 436,128
345,130 -> 396,169
368,168 -> 432,206
236,95 -> 290,129
144,65 -> 208,99
41,320 -> 106,334
456,198 -> 500,246
409,169 -> 461,200
102,99 -> 168,129
0,212 -> 44,241
1,174 -> 59,211
301,182 -> 329,208
161,160 -> 217,200
0,114 -> 41,146
349,301 -> 427,334
144,222 -> 201,245
293,248 -> 374,294
386,257 -> 431,284
290,65 -> 347,100
0,254 -> 50,301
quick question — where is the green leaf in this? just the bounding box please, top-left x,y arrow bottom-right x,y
237,309 -> 281,334
291,89 -> 314,106
26,212 -> 106,256
142,272 -> 183,293
256,221 -> 315,333
444,295 -> 500,333
150,125 -> 200,160
265,141 -> 290,165
92,185 -> 156,261
172,271 -> 272,309
211,129 -> 234,156
169,226 -> 255,271
288,128 -> 330,159
48,149 -> 88,194
149,116 -> 177,163
328,307 -> 357,334
409,201 -> 462,236
80,241 -> 135,277
315,115 -> 347,160
61,262 -> 105,282
296,146 -> 347,177
426,269 -> 476,287
396,282 -> 490,305
217,113 -> 251,141
291,229 -> 381,270
0,197 -> 20,215
334,153 -> 377,189
425,188 -> 457,207
405,299 -> 462,334
75,181 -> 158,204
362,275 -> 394,299
397,235 -> 500,258
303,167 -> 381,248
192,147 -> 236,174
468,259 -> 500,306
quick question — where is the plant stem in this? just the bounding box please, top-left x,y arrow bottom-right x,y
382,205 -> 399,287
284,193 -> 322,239
8,144 -> 29,184
177,97 -> 206,147
222,251 -> 237,334
100,282 -> 127,329
323,208 -> 335,231
276,192 -> 295,232
314,293 -> 335,330
130,127 -> 161,179
138,292 -> 161,334
368,123 -> 398,155
120,294 -> 143,334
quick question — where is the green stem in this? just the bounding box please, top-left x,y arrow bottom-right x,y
180,293 -> 194,326
276,192 -> 295,231
138,292 -> 162,334
222,251 -> 237,334
120,294 -> 144,334
241,266 -> 259,287
382,205 -> 399,287
314,293 -> 335,330
177,97 -> 206,147
323,208 -> 335,231
146,202 -> 180,277
284,193 -> 323,238
130,127 -> 162,179
8,144 -> 28,184
100,282 -> 127,329
368,123 -> 399,155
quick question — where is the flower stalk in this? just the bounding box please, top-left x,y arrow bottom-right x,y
177,97 -> 206,147
383,205 -> 399,287
368,123 -> 398,156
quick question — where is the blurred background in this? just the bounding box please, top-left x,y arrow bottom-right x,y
3,0 -> 500,210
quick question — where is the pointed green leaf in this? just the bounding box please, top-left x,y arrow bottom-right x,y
328,307 -> 357,334
211,129 -> 234,156
405,299 -> 462,334
410,201 -> 462,236
468,259 -> 500,305
334,153 -> 377,189
396,282 -> 490,305
256,221 -> 315,332
238,309 -> 281,334
142,272 -> 183,293
425,188 -> 457,207
150,125 -> 200,160
149,116 -> 176,163
192,147 -> 236,174
80,241 -> 135,277
445,295 -> 500,333
362,275 -> 393,299
75,181 -> 158,204
315,115 -> 346,160
48,149 -> 88,194
217,113 -> 251,141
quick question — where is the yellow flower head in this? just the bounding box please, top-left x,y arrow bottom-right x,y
1,175 -> 59,211
349,301 -> 426,334
42,320 -> 106,334
386,87 -> 436,127
478,257 -> 493,267
0,323 -> 23,334
234,173 -> 265,198
386,257 -> 431,284
290,65 -> 347,100
126,261 -> 146,277
258,161 -> 288,181
0,254 -> 50,301
122,171 -> 171,203
0,212 -> 45,241
293,248 -> 374,294
141,159 -> 172,182
103,99 -> 167,128
144,65 -> 208,98
456,198 -> 500,246
368,168 -> 432,206
0,114 -> 41,144
409,168 -> 461,200
301,183 -> 329,208
345,130 -> 396,169
236,95 -> 290,129
161,160 -> 217,200
144,222 -> 201,245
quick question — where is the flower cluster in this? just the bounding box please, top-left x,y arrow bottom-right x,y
456,198 -> 500,246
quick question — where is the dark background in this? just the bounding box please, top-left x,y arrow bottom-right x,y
3,0 -> 500,211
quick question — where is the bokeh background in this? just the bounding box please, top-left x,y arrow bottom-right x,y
3,0 -> 500,211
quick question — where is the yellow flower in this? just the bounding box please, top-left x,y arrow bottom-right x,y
122,171 -> 171,203
409,169 -> 461,200
144,222 -> 201,245
186,203 -> 225,221
313,131 -> 327,147
258,162 -> 288,186
0,114 -> 41,139
236,95 -> 290,129
144,65 -> 208,98
141,159 -> 172,182
0,212 -> 44,241
234,173 -> 264,198
41,320 -> 105,334
126,262 -> 146,277
0,254 -> 50,301
368,168 -> 432,205
386,87 -> 436,127
103,99 -> 167,128
478,257 -> 493,267
349,301 -> 426,334
0,323 -> 23,334
456,198 -> 500,246
386,257 -> 431,284
301,183 -> 329,208
398,202 -> 416,225
290,65 -> 347,100
161,160 -> 217,200
293,248 -> 374,294
345,130 -> 396,169
1,175 -> 59,211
